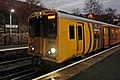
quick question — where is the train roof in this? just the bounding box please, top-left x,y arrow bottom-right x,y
58,12 -> 120,28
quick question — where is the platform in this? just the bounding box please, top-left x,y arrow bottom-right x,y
33,44 -> 120,80
69,49 -> 120,80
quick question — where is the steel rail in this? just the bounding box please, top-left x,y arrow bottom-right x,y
0,57 -> 32,65
0,68 -> 33,80
0,47 -> 28,52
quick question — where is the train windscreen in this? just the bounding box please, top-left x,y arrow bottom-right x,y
29,16 -> 44,37
29,14 -> 57,38
45,14 -> 57,38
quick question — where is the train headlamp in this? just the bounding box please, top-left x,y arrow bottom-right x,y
48,51 -> 51,54
29,44 -> 35,51
30,45 -> 32,48
51,48 -> 56,53
47,48 -> 56,54
32,47 -> 35,50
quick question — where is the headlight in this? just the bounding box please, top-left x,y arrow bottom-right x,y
47,48 -> 56,54
32,47 -> 35,50
48,51 -> 51,54
29,44 -> 32,48
29,43 -> 35,51
51,48 -> 56,53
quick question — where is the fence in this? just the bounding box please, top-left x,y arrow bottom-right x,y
0,33 -> 28,46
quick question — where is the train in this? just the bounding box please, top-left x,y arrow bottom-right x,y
28,10 -> 120,65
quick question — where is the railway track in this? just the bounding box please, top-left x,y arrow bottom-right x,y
0,46 -> 40,80
0,57 -> 35,80
0,47 -> 28,62
0,45 -> 119,80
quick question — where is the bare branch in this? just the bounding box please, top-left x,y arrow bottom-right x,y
71,8 -> 81,16
83,0 -> 104,15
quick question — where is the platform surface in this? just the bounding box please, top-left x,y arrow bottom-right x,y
69,50 -> 120,80
33,45 -> 120,80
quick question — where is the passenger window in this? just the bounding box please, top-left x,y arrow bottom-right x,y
69,25 -> 75,39
93,24 -> 101,39
119,30 -> 120,37
78,26 -> 82,40
116,30 -> 119,37
94,28 -> 100,39
112,29 -> 115,37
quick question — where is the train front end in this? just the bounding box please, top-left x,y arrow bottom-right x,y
28,10 -> 58,64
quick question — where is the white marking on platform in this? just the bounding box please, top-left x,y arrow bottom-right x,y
33,44 -> 120,80
0,47 -> 28,52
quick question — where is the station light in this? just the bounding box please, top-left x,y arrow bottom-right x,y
9,9 -> 15,45
39,12 -> 42,15
88,13 -> 94,19
10,9 -> 15,13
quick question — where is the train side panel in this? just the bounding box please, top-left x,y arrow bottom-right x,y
56,18 -> 93,63
68,21 -> 81,56
83,22 -> 91,54
88,23 -> 95,53
56,18 -> 70,63
103,27 -> 109,47
57,18 -> 85,63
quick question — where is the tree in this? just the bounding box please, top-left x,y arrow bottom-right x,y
72,8 -> 81,16
26,0 -> 44,7
0,13 -> 5,25
105,7 -> 118,24
83,0 -> 104,15
105,7 -> 117,16
25,0 -> 44,25
26,0 -> 44,14
117,14 -> 120,21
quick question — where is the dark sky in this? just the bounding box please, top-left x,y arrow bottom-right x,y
19,0 -> 120,14
42,0 -> 120,14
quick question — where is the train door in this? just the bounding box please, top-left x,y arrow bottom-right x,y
103,27 -> 109,47
76,23 -> 84,55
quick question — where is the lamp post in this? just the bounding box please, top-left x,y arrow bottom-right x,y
10,9 -> 15,45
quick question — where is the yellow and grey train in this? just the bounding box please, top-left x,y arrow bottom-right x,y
28,10 -> 120,64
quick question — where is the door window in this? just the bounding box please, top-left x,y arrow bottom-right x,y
78,26 -> 82,40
